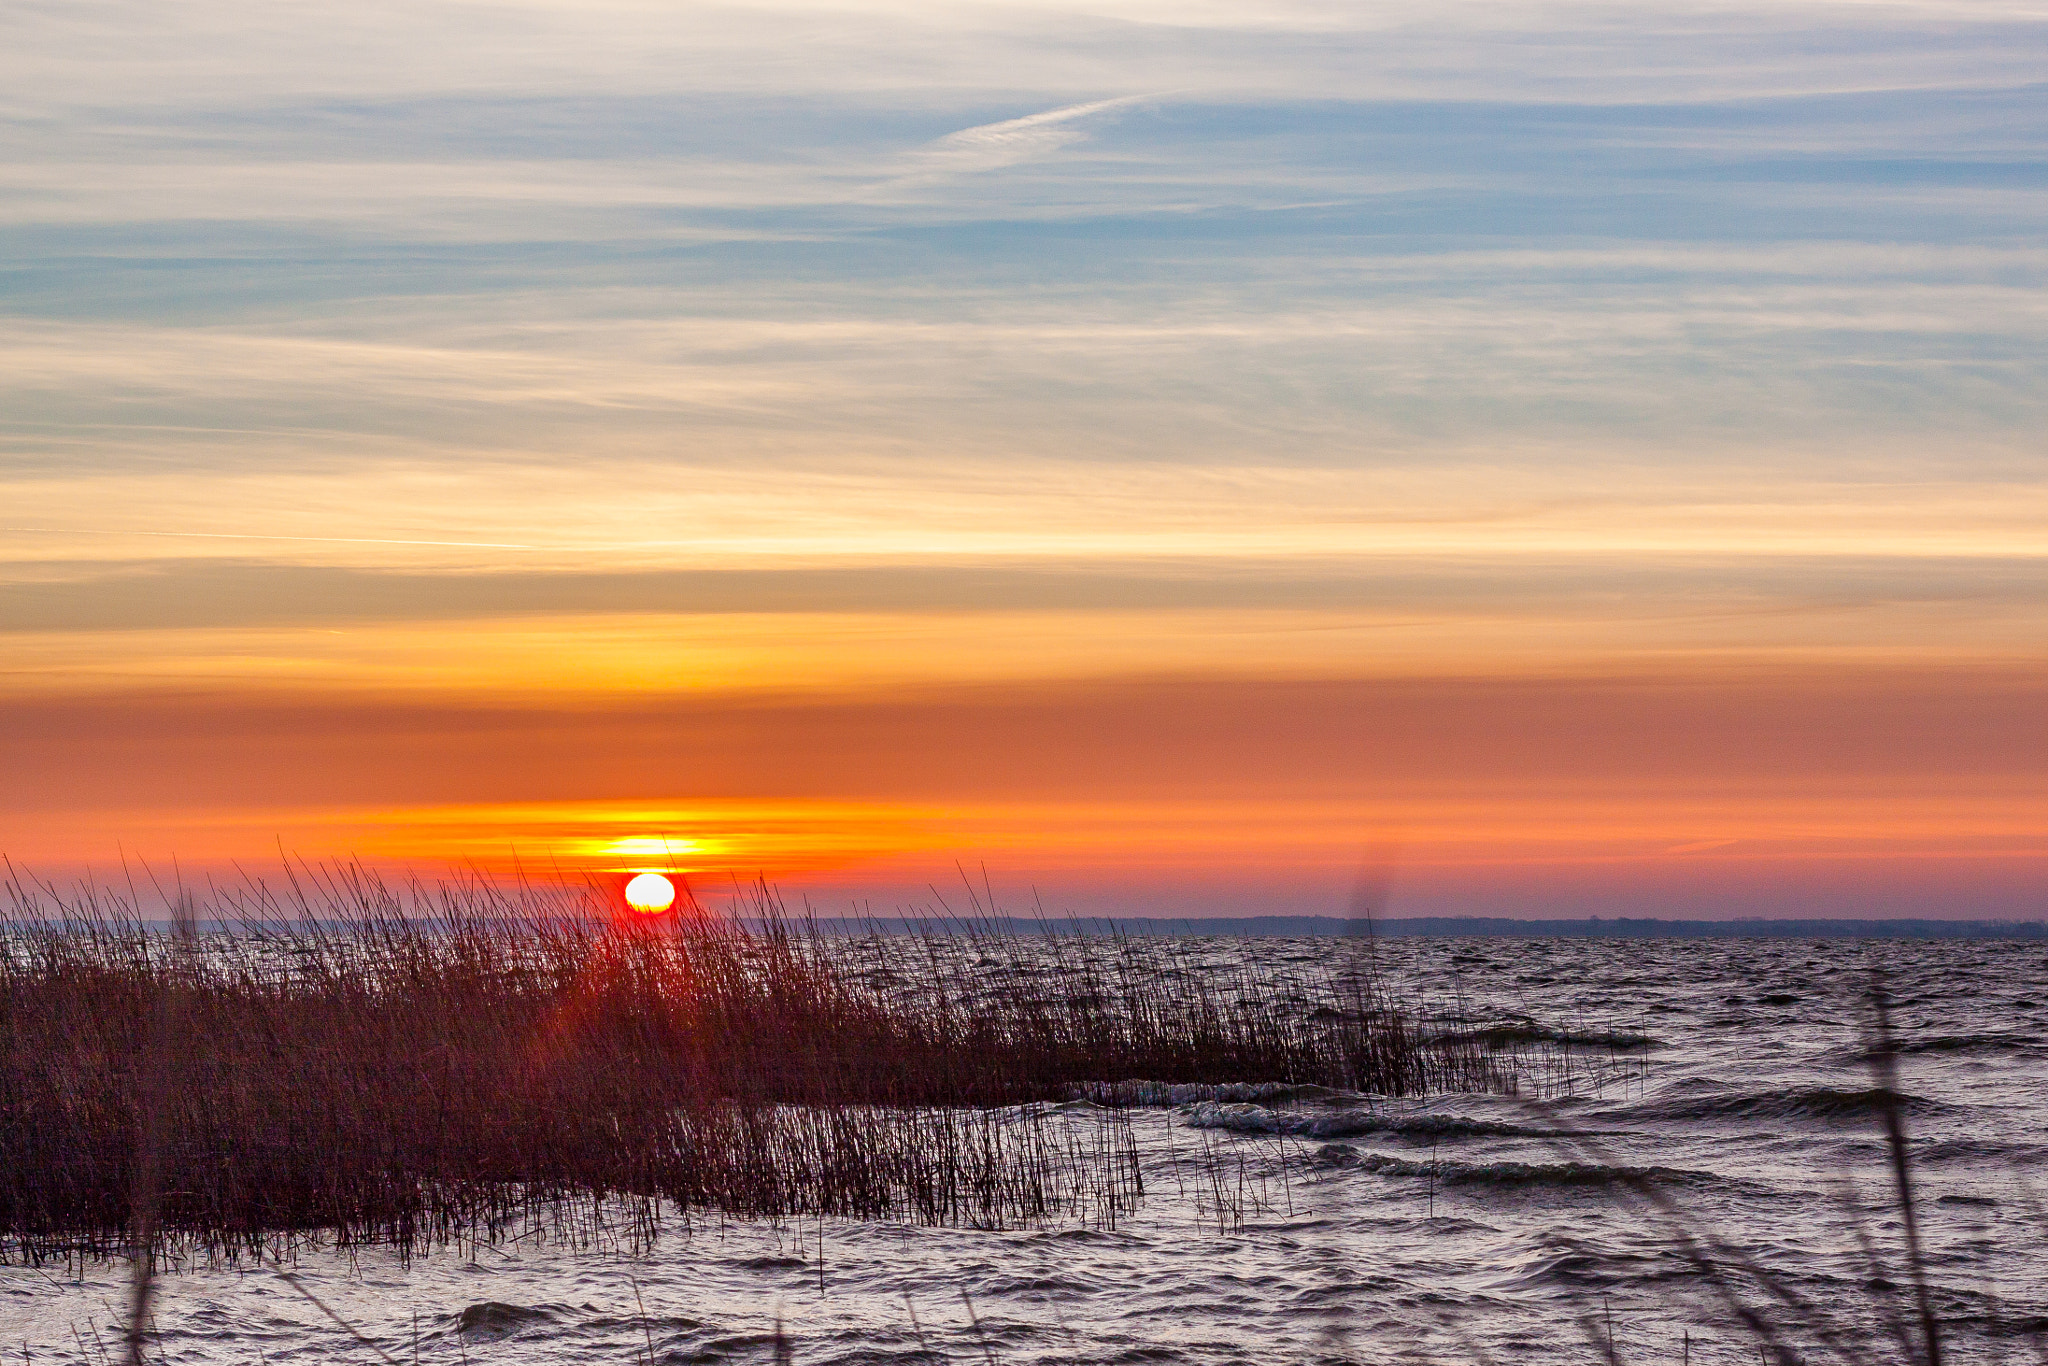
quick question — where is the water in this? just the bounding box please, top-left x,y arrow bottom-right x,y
6,936 -> 2044,1364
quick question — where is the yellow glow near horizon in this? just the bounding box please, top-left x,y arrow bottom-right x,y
13,787 -> 2045,876
604,835 -> 704,860
10,604 -> 2043,704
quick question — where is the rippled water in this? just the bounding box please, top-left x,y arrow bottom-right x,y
6,936 -> 2044,1364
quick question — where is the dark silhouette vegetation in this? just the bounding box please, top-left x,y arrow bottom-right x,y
0,865 -> 1510,1265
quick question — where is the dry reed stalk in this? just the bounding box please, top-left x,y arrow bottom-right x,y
1,862 -> 1513,1263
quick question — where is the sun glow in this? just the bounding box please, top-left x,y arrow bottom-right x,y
623,872 -> 677,914
607,836 -> 702,859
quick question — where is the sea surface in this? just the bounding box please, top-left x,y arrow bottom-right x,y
5,936 -> 2044,1364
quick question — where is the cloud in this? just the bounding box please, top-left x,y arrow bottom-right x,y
7,1 -> 2047,113
898,95 -> 1153,180
7,551 -> 2048,633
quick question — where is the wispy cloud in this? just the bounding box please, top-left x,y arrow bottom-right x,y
895,95 -> 1154,181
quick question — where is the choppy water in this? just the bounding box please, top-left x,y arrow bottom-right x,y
6,936 -> 2044,1364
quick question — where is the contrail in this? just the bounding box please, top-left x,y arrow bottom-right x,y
888,94 -> 1160,184
933,95 -> 1152,153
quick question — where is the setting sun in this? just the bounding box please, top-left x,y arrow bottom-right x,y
622,873 -> 676,914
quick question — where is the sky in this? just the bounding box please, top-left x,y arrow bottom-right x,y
3,0 -> 2045,918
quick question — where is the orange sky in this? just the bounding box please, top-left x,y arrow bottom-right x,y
4,1 -> 2046,918
8,667 -> 2044,917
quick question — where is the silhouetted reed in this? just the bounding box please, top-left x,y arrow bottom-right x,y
0,864 -> 1516,1263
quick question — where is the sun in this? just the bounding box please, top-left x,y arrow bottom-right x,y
623,872 -> 677,914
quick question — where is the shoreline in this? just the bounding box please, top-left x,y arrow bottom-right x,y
790,914 -> 2048,939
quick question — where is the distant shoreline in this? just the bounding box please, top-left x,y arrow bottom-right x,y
796,914 -> 2048,940
19,914 -> 2044,939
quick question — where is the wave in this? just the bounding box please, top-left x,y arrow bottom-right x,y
1620,1084 -> 1946,1123
1892,1033 -> 2039,1055
1185,1100 -> 1548,1139
1915,1137 -> 2048,1166
457,1302 -> 561,1336
1326,1149 -> 1714,1187
1435,1022 -> 1660,1050
1074,1081 -> 1352,1106
1816,1033 -> 2041,1065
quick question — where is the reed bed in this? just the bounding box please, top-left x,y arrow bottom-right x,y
0,864 -> 1513,1263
